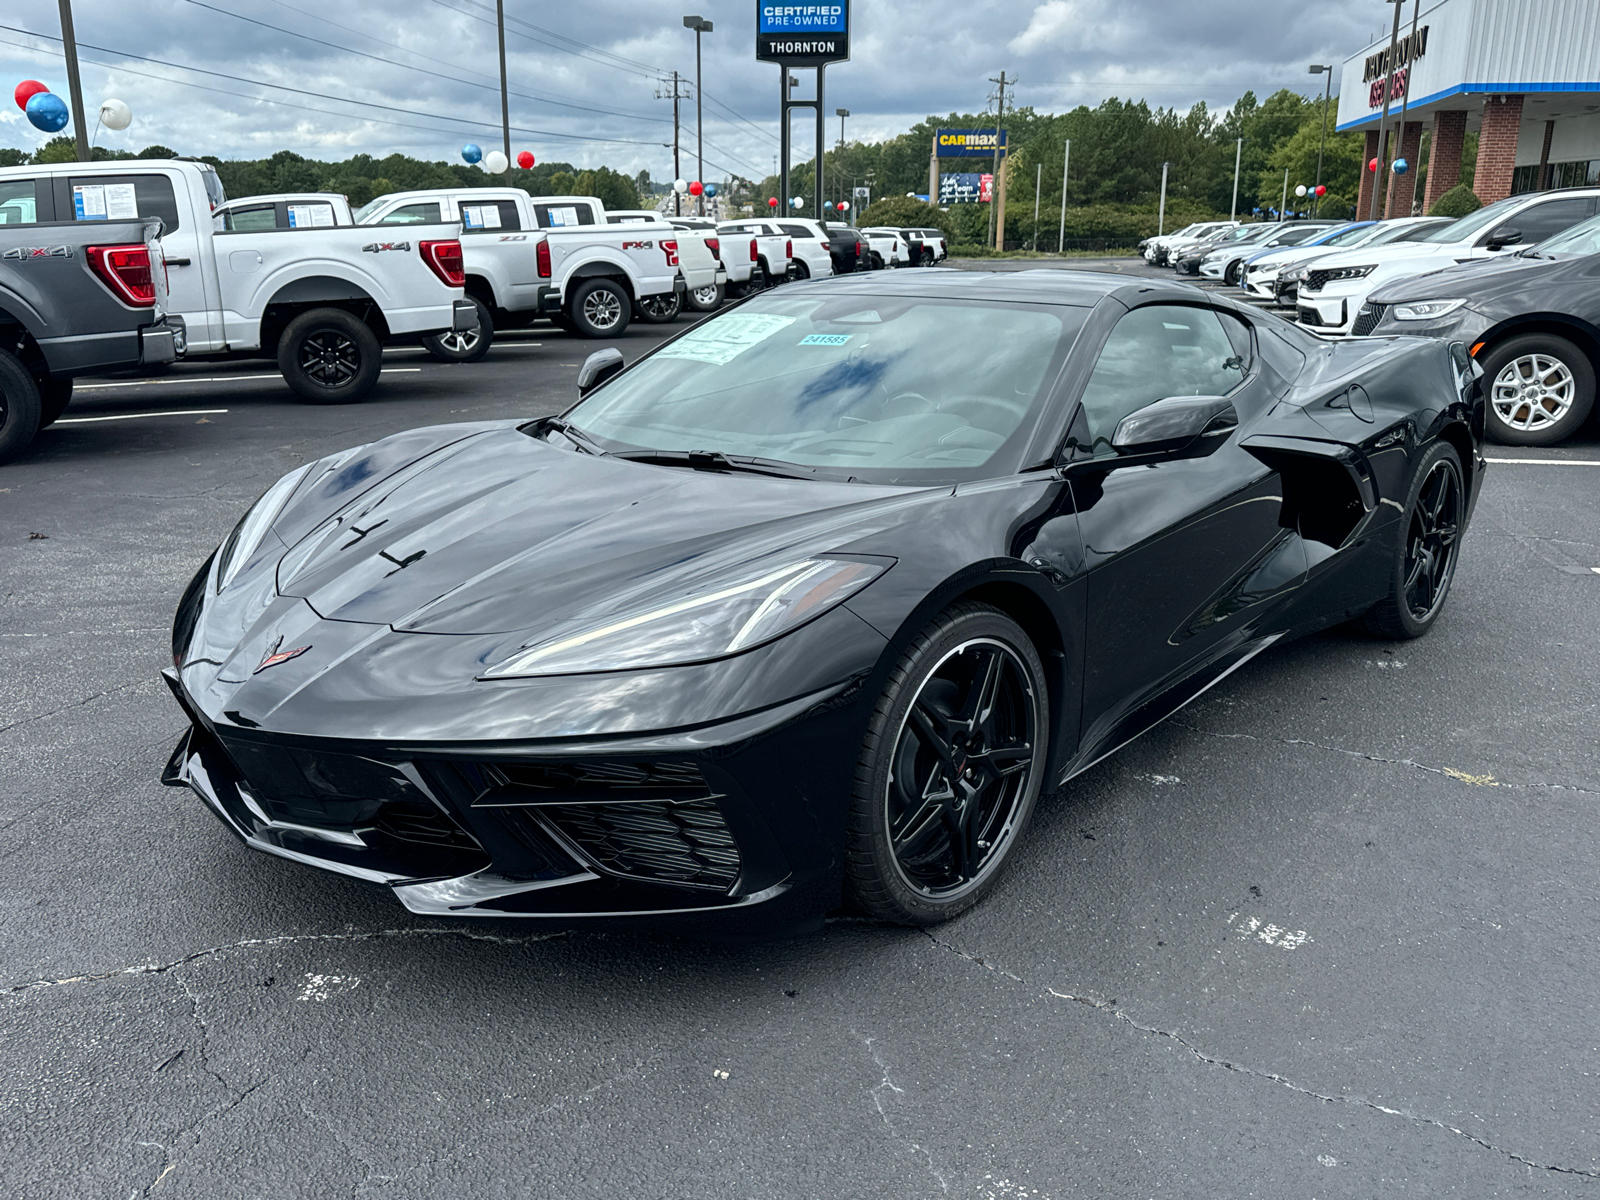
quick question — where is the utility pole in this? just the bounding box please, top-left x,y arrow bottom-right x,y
1280,167 -> 1289,220
987,71 -> 1010,250
1230,137 -> 1243,220
1157,161 -> 1168,235
1308,65 -> 1332,217
1370,0 -> 1404,220
1058,138 -> 1069,252
683,17 -> 713,216
495,0 -> 511,172
657,72 -> 687,215
1032,162 -> 1041,250
57,0 -> 90,162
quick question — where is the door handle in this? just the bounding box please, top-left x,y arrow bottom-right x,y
166,258 -> 192,266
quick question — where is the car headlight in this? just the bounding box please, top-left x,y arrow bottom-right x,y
1321,264 -> 1376,282
1282,265 -> 1308,282
1391,298 -> 1467,321
479,556 -> 890,679
214,463 -> 312,592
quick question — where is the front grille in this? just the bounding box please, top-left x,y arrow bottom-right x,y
542,797 -> 741,892
372,800 -> 481,850
1297,305 -> 1323,327
485,760 -> 708,802
1303,269 -> 1331,292
1351,303 -> 1387,336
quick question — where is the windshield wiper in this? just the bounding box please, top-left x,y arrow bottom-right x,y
614,449 -> 837,480
524,415 -> 608,455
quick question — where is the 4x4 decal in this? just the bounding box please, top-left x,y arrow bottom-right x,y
361,241 -> 411,253
1,245 -> 74,260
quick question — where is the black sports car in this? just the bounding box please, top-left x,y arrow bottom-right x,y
1366,214 -> 1600,446
163,270 -> 1485,934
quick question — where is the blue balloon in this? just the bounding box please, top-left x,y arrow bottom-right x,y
1392,157 -> 1409,175
461,142 -> 482,164
25,91 -> 69,134
703,183 -> 717,197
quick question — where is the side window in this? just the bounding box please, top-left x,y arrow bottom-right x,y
1513,198 -> 1595,244
0,178 -> 38,224
66,173 -> 180,230
219,205 -> 278,232
779,223 -> 812,239
532,203 -> 594,228
459,199 -> 520,232
374,202 -> 442,225
1075,305 -> 1247,450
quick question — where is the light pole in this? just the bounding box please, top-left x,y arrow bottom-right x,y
835,108 -> 848,210
1231,137 -> 1243,221
57,0 -> 90,161
1309,64 -> 1332,218
683,16 -> 713,216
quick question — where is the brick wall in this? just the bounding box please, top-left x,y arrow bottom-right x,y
1473,94 -> 1525,205
1387,121 -> 1424,217
1357,130 -> 1380,219
1422,110 -> 1467,212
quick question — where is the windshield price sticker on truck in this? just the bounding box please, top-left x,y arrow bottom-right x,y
461,204 -> 502,230
287,203 -> 335,229
799,333 -> 850,345
546,206 -> 582,228
72,183 -> 138,221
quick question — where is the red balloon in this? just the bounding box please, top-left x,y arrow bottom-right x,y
688,180 -> 703,196
767,196 -> 778,207
1315,184 -> 1327,197
14,79 -> 47,112
1367,157 -> 1379,173
516,151 -> 534,170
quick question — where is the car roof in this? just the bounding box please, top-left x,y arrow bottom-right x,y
776,266 -> 1243,309
219,192 -> 345,208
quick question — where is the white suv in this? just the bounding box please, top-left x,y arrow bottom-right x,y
1297,189 -> 1600,335
774,218 -> 837,280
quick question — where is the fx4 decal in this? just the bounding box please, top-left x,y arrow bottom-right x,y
361,241 -> 412,253
622,240 -> 655,250
1,245 -> 74,260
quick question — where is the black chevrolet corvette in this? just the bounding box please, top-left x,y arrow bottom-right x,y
163,270 -> 1485,933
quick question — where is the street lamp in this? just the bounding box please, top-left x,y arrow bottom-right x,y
835,107 -> 849,149
1308,64 -> 1333,217
683,15 -> 713,216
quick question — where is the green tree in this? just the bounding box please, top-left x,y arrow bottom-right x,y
1429,183 -> 1482,217
857,196 -> 950,232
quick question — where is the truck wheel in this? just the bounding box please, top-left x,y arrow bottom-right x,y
634,291 -> 682,324
685,282 -> 723,312
0,351 -> 43,465
421,296 -> 493,363
789,260 -> 810,282
278,308 -> 382,404
568,278 -> 631,338
36,376 -> 73,429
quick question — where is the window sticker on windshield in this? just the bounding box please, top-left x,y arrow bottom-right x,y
656,313 -> 796,366
549,206 -> 580,228
287,203 -> 334,228
799,333 -> 850,345
72,184 -> 107,220
104,183 -> 138,219
461,205 -> 484,229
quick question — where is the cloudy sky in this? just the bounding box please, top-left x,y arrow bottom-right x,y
1,1 -> 1394,179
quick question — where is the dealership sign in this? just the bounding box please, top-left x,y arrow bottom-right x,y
935,129 -> 1008,157
1365,24 -> 1428,108
756,3 -> 850,65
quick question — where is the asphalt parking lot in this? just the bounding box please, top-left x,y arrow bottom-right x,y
4,274 -> 1600,1198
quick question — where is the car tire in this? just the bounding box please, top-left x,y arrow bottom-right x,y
921,248 -> 937,267
685,282 -> 723,312
846,602 -> 1050,925
1480,333 -> 1596,446
789,260 -> 810,282
1224,260 -> 1242,286
567,278 -> 631,338
633,291 -> 682,324
420,296 -> 493,363
36,376 -> 73,429
277,308 -> 382,404
0,350 -> 43,464
1363,441 -> 1466,641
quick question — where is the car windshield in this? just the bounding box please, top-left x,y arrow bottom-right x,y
563,294 -> 1085,484
1319,224 -> 1374,246
352,197 -> 384,223
1367,220 -> 1445,246
1413,196 -> 1524,244
1268,226 -> 1329,246
1532,213 -> 1600,256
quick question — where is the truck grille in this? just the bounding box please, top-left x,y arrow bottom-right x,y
1351,303 -> 1387,336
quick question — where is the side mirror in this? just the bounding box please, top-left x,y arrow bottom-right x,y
1111,394 -> 1238,457
1486,225 -> 1522,251
576,347 -> 624,396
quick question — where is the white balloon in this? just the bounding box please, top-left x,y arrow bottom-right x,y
673,178 -> 689,193
1294,184 -> 1308,197
483,150 -> 509,174
792,196 -> 804,207
98,98 -> 132,131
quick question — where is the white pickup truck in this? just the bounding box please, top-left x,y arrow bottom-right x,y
0,159 -> 474,404
603,208 -> 723,322
714,220 -> 792,293
356,189 -> 714,357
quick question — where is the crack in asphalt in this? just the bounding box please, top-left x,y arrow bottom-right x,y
855,1032 -> 949,1194
921,930 -> 1600,1180
1170,722 -> 1600,797
2,928 -> 568,995
0,681 -> 141,736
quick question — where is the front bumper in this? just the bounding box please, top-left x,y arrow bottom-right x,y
1296,288 -> 1355,334
1199,260 -> 1227,279
1243,270 -> 1280,300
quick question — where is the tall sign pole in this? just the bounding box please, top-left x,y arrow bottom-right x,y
1157,161 -> 1168,235
684,18 -> 714,215
1370,0 -> 1404,221
495,0 -> 511,172
1057,139 -> 1069,252
1230,137 -> 1242,220
757,1 -> 849,223
987,71 -> 1009,249
57,0 -> 90,162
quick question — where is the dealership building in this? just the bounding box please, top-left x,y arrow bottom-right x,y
1336,0 -> 1600,216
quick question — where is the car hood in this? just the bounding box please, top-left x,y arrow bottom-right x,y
266,422 -> 934,636
1368,252 -> 1590,305
1313,242 -> 1468,272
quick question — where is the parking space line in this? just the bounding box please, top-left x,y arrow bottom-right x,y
1485,458 -> 1600,466
56,409 -> 229,424
75,367 -> 423,391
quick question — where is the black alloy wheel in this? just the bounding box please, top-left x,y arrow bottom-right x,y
421,295 -> 493,363
1365,441 -> 1464,639
848,603 -> 1049,924
0,348 -> 43,465
277,308 -> 382,404
634,291 -> 683,324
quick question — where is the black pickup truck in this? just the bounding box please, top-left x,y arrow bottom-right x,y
0,215 -> 177,464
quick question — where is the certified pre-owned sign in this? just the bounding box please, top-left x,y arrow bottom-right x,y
756,2 -> 849,66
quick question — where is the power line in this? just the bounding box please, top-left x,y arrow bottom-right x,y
426,0 -> 660,79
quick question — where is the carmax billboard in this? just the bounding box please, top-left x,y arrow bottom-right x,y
935,129 -> 1007,157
